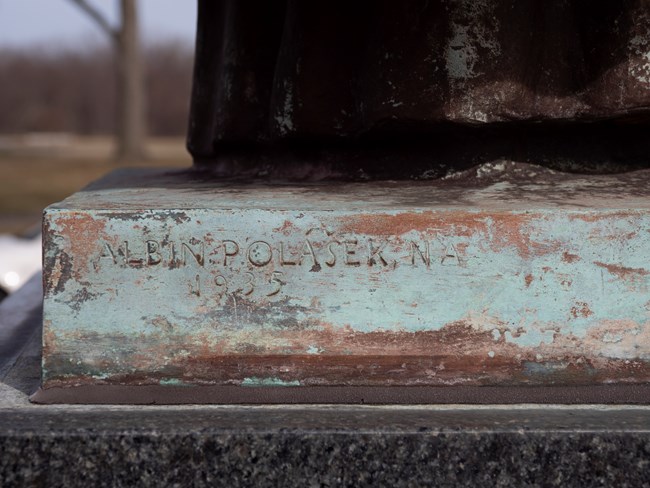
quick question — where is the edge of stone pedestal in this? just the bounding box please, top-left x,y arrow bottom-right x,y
30,384 -> 650,405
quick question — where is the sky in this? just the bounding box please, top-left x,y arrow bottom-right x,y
0,0 -> 197,48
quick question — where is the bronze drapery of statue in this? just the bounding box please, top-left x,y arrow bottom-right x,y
189,0 -> 650,178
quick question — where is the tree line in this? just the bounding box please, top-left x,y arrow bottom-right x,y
0,40 -> 192,139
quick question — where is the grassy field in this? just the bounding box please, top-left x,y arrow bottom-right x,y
0,135 -> 191,234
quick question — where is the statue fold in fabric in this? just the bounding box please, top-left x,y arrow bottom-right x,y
188,0 -> 650,161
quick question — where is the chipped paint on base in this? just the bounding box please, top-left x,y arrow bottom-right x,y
41,170 -> 650,390
241,377 -> 301,387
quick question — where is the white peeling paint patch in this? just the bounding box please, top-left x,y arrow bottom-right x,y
446,24 -> 476,80
274,80 -> 294,135
241,377 -> 301,387
476,161 -> 507,178
602,332 -> 623,344
629,39 -> 650,85
628,11 -> 650,86
383,97 -> 404,108
306,345 -> 322,355
159,378 -> 189,387
445,0 -> 501,81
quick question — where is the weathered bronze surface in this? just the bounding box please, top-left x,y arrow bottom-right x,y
37,165 -> 650,401
189,0 -> 650,177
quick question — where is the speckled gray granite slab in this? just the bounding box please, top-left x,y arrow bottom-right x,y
1,275 -> 650,487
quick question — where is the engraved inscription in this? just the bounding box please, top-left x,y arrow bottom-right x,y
182,240 -> 204,267
146,240 -> 162,265
214,274 -> 227,297
247,241 -> 273,267
280,242 -> 296,266
344,239 -> 361,266
411,241 -> 430,267
187,270 -> 286,301
223,240 -> 239,265
94,228 -> 471,300
267,271 -> 284,296
239,272 -> 255,296
96,234 -> 469,271
99,242 -> 117,264
368,239 -> 389,266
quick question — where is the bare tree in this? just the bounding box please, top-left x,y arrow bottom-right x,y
68,0 -> 147,161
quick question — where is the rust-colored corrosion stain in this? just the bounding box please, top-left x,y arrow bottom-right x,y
562,251 -> 580,263
41,321 -> 57,361
584,319 -> 650,351
273,219 -> 300,236
43,250 -> 72,296
275,321 -> 512,357
338,212 -> 561,259
594,261 -> 649,282
570,302 -> 593,319
524,274 -> 534,287
43,351 -> 650,389
42,319 -> 650,389
52,213 -> 108,276
568,211 -> 641,223
337,211 -> 481,237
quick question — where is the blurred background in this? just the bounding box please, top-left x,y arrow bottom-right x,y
0,0 -> 196,298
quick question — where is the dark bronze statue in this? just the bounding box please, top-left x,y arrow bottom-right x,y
188,0 -> 650,178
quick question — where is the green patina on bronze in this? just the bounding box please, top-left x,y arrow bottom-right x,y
40,166 -> 650,393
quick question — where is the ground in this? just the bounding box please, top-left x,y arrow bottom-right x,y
0,135 -> 190,234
